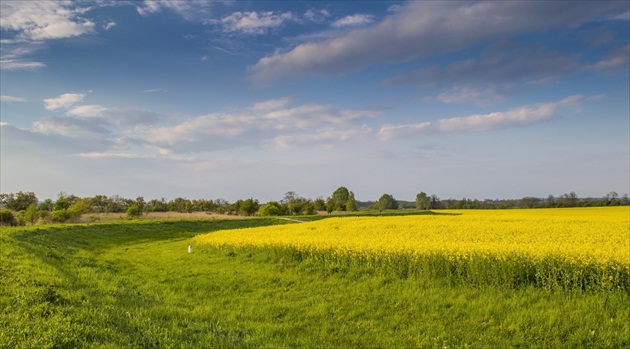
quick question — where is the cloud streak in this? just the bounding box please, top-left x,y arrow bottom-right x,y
376,97 -> 578,141
250,1 -> 626,82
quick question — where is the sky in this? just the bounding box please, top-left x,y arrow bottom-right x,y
1,1 -> 629,202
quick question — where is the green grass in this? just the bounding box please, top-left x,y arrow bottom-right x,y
1,220 -> 628,348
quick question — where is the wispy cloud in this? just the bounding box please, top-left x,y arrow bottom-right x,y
210,11 -> 297,34
588,44 -> 630,70
1,95 -> 27,103
43,93 -> 85,111
251,1 -> 626,82
141,88 -> 168,93
331,14 -> 374,28
376,96 -> 584,140
143,100 -> 380,153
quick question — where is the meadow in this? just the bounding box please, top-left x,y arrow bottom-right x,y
1,208 -> 629,348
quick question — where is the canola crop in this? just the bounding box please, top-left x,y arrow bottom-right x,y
194,207 -> 630,291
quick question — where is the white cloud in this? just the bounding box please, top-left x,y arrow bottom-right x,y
144,101 -> 379,153
67,104 -> 108,117
589,44 -> 630,70
265,125 -> 373,150
212,11 -> 297,34
0,1 -> 94,40
1,95 -> 27,103
251,97 -> 293,111
32,117 -> 111,138
332,14 -> 374,28
43,93 -> 85,111
435,86 -> 503,106
251,1 -> 626,81
136,0 -> 211,21
304,9 -> 330,23
434,103 -> 556,133
104,21 -> 116,30
376,98 -> 573,141
0,59 -> 46,70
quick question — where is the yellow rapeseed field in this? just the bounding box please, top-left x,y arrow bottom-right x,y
195,207 -> 629,265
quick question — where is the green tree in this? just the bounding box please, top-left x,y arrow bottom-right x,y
346,192 -> 358,212
126,204 -> 144,219
51,209 -> 73,223
238,198 -> 259,216
258,201 -> 284,216
169,197 -> 193,213
378,194 -> 398,210
6,191 -> 38,211
313,197 -> 326,211
23,203 -> 39,225
326,187 -> 357,212
0,209 -> 15,226
415,192 -> 431,210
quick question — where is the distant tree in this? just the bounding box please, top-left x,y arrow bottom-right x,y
546,195 -> 555,208
39,198 -> 54,213
346,192 -> 358,212
606,191 -> 619,206
520,197 -> 539,209
54,192 -> 78,211
23,203 -> 39,225
378,194 -> 398,210
193,199 -> 215,212
6,191 -> 38,211
169,197 -> 193,213
126,204 -> 144,219
326,187 -> 356,212
105,195 -> 126,213
147,198 -> 168,212
313,197 -> 326,211
415,192 -> 431,210
430,195 -> 441,209
0,209 -> 16,226
51,209 -> 73,223
258,201 -> 284,216
238,198 -> 259,216
69,198 -> 92,215
302,201 -> 315,215
282,191 -> 298,204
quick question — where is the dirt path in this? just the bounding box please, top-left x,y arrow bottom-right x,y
276,217 -> 306,223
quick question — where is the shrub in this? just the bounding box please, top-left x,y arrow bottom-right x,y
0,209 -> 15,226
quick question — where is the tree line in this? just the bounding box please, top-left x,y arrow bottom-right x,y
0,187 -> 358,226
0,188 -> 627,226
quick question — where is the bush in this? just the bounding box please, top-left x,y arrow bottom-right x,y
126,204 -> 143,219
51,209 -> 80,223
0,209 -> 15,226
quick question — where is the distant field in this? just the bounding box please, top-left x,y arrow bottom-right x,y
2,208 -> 628,348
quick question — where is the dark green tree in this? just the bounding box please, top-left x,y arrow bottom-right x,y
0,209 -> 16,226
258,201 -> 284,216
346,191 -> 358,212
238,198 -> 259,216
378,194 -> 398,210
5,191 -> 38,211
415,192 -> 431,210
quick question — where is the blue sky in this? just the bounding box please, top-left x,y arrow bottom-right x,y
1,1 -> 628,202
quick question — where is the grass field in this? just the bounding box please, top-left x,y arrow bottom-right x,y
1,209 -> 629,348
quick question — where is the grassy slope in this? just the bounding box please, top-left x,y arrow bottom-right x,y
1,220 -> 628,348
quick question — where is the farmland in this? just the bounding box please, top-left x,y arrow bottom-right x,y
1,208 -> 629,348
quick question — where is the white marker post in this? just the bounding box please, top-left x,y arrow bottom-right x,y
188,245 -> 193,253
